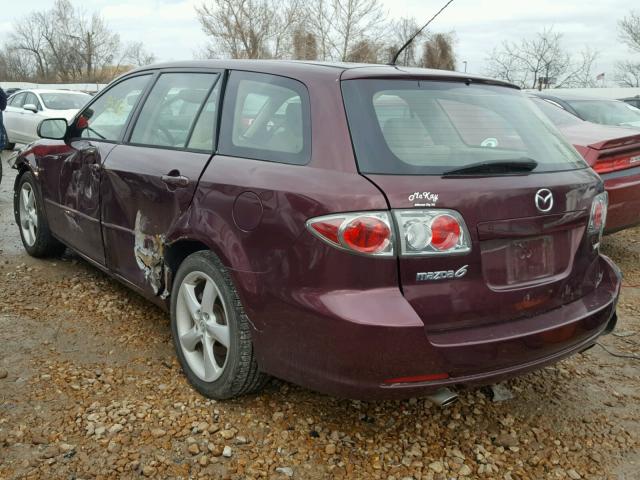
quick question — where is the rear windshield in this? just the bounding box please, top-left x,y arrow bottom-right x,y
565,99 -> 640,126
41,92 -> 90,110
342,80 -> 586,175
530,97 -> 583,127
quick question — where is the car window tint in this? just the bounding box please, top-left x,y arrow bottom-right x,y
131,73 -> 219,149
438,99 -> 526,150
219,71 -> 311,165
187,79 -> 222,151
342,80 -> 586,175
78,75 -> 150,141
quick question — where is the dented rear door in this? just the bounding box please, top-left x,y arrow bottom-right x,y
100,71 -> 222,296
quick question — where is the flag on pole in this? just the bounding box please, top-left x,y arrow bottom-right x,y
596,72 -> 605,81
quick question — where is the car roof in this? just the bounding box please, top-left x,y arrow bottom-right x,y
128,59 -> 519,89
536,91 -> 624,102
12,89 -> 89,96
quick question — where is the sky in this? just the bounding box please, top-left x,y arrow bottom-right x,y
0,0 -> 636,84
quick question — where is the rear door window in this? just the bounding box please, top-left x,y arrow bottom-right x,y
219,71 -> 311,165
130,72 -> 220,149
187,80 -> 222,151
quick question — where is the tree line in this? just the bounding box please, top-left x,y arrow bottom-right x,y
195,0 -> 456,68
2,0 -> 638,89
486,10 -> 640,89
617,10 -> 640,87
0,0 -> 155,83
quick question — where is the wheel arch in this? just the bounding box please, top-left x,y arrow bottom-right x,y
163,236 -> 240,295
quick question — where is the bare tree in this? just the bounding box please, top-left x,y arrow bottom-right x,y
421,32 -> 456,70
615,61 -> 640,87
386,17 -> 422,66
486,28 -> 598,89
122,42 -> 157,68
293,27 -> 318,60
346,39 -> 379,63
616,12 -> 640,87
0,0 -> 155,82
304,0 -> 387,62
195,0 -> 302,59
619,10 -> 640,52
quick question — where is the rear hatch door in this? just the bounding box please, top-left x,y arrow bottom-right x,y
341,76 -> 603,333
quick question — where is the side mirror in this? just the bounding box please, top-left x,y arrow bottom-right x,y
23,104 -> 38,113
38,118 -> 68,140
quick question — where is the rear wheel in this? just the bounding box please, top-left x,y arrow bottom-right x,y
170,250 -> 268,399
15,172 -> 66,257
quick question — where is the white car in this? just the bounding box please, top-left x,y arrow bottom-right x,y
3,89 -> 91,149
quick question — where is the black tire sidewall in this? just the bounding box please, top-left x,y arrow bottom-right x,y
14,171 -> 62,257
170,251 -> 246,399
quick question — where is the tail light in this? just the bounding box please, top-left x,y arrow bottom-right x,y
306,212 -> 394,256
594,152 -> 640,174
307,209 -> 471,257
588,192 -> 608,237
394,209 -> 471,256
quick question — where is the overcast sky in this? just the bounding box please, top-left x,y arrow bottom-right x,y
0,0 -> 636,83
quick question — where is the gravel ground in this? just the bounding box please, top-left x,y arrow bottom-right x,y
0,150 -> 639,480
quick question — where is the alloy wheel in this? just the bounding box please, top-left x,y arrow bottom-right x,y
19,183 -> 38,247
175,271 -> 230,382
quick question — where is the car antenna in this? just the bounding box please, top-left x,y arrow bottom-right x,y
388,0 -> 455,66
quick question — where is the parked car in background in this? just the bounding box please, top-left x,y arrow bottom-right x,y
620,95 -> 640,109
531,95 -> 640,233
3,89 -> 90,149
535,92 -> 640,129
4,87 -> 22,96
11,61 -> 620,402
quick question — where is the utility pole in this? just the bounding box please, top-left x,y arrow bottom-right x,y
462,60 -> 467,73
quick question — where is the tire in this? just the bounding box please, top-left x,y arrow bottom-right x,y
14,171 -> 66,257
170,250 -> 268,399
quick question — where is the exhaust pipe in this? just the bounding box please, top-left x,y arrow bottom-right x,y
426,387 -> 458,407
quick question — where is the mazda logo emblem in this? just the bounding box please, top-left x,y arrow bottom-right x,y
535,189 -> 554,212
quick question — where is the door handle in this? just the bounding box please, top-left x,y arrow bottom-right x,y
161,174 -> 190,188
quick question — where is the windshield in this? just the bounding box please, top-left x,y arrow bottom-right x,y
566,99 -> 640,126
531,97 -> 583,127
40,92 -> 90,110
342,80 -> 586,175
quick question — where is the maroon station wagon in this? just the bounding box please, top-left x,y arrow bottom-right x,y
12,61 -> 621,402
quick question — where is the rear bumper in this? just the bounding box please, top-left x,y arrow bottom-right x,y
602,166 -> 640,234
251,255 -> 621,400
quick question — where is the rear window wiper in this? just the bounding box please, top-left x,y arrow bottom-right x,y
442,158 -> 538,177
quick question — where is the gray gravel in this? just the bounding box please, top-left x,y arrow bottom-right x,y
0,150 -> 638,479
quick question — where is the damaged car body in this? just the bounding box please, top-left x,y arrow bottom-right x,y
12,60 -> 621,401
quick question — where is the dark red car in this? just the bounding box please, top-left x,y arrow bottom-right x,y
531,96 -> 640,233
12,61 -> 621,401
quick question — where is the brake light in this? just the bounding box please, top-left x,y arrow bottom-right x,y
588,192 -> 608,236
394,209 -> 471,256
307,209 -> 471,257
431,214 -> 462,251
342,217 -> 391,253
307,212 -> 394,256
594,152 -> 640,174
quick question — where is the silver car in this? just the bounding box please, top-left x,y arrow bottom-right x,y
3,89 -> 90,149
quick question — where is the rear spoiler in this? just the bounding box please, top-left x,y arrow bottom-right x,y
591,133 -> 640,151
